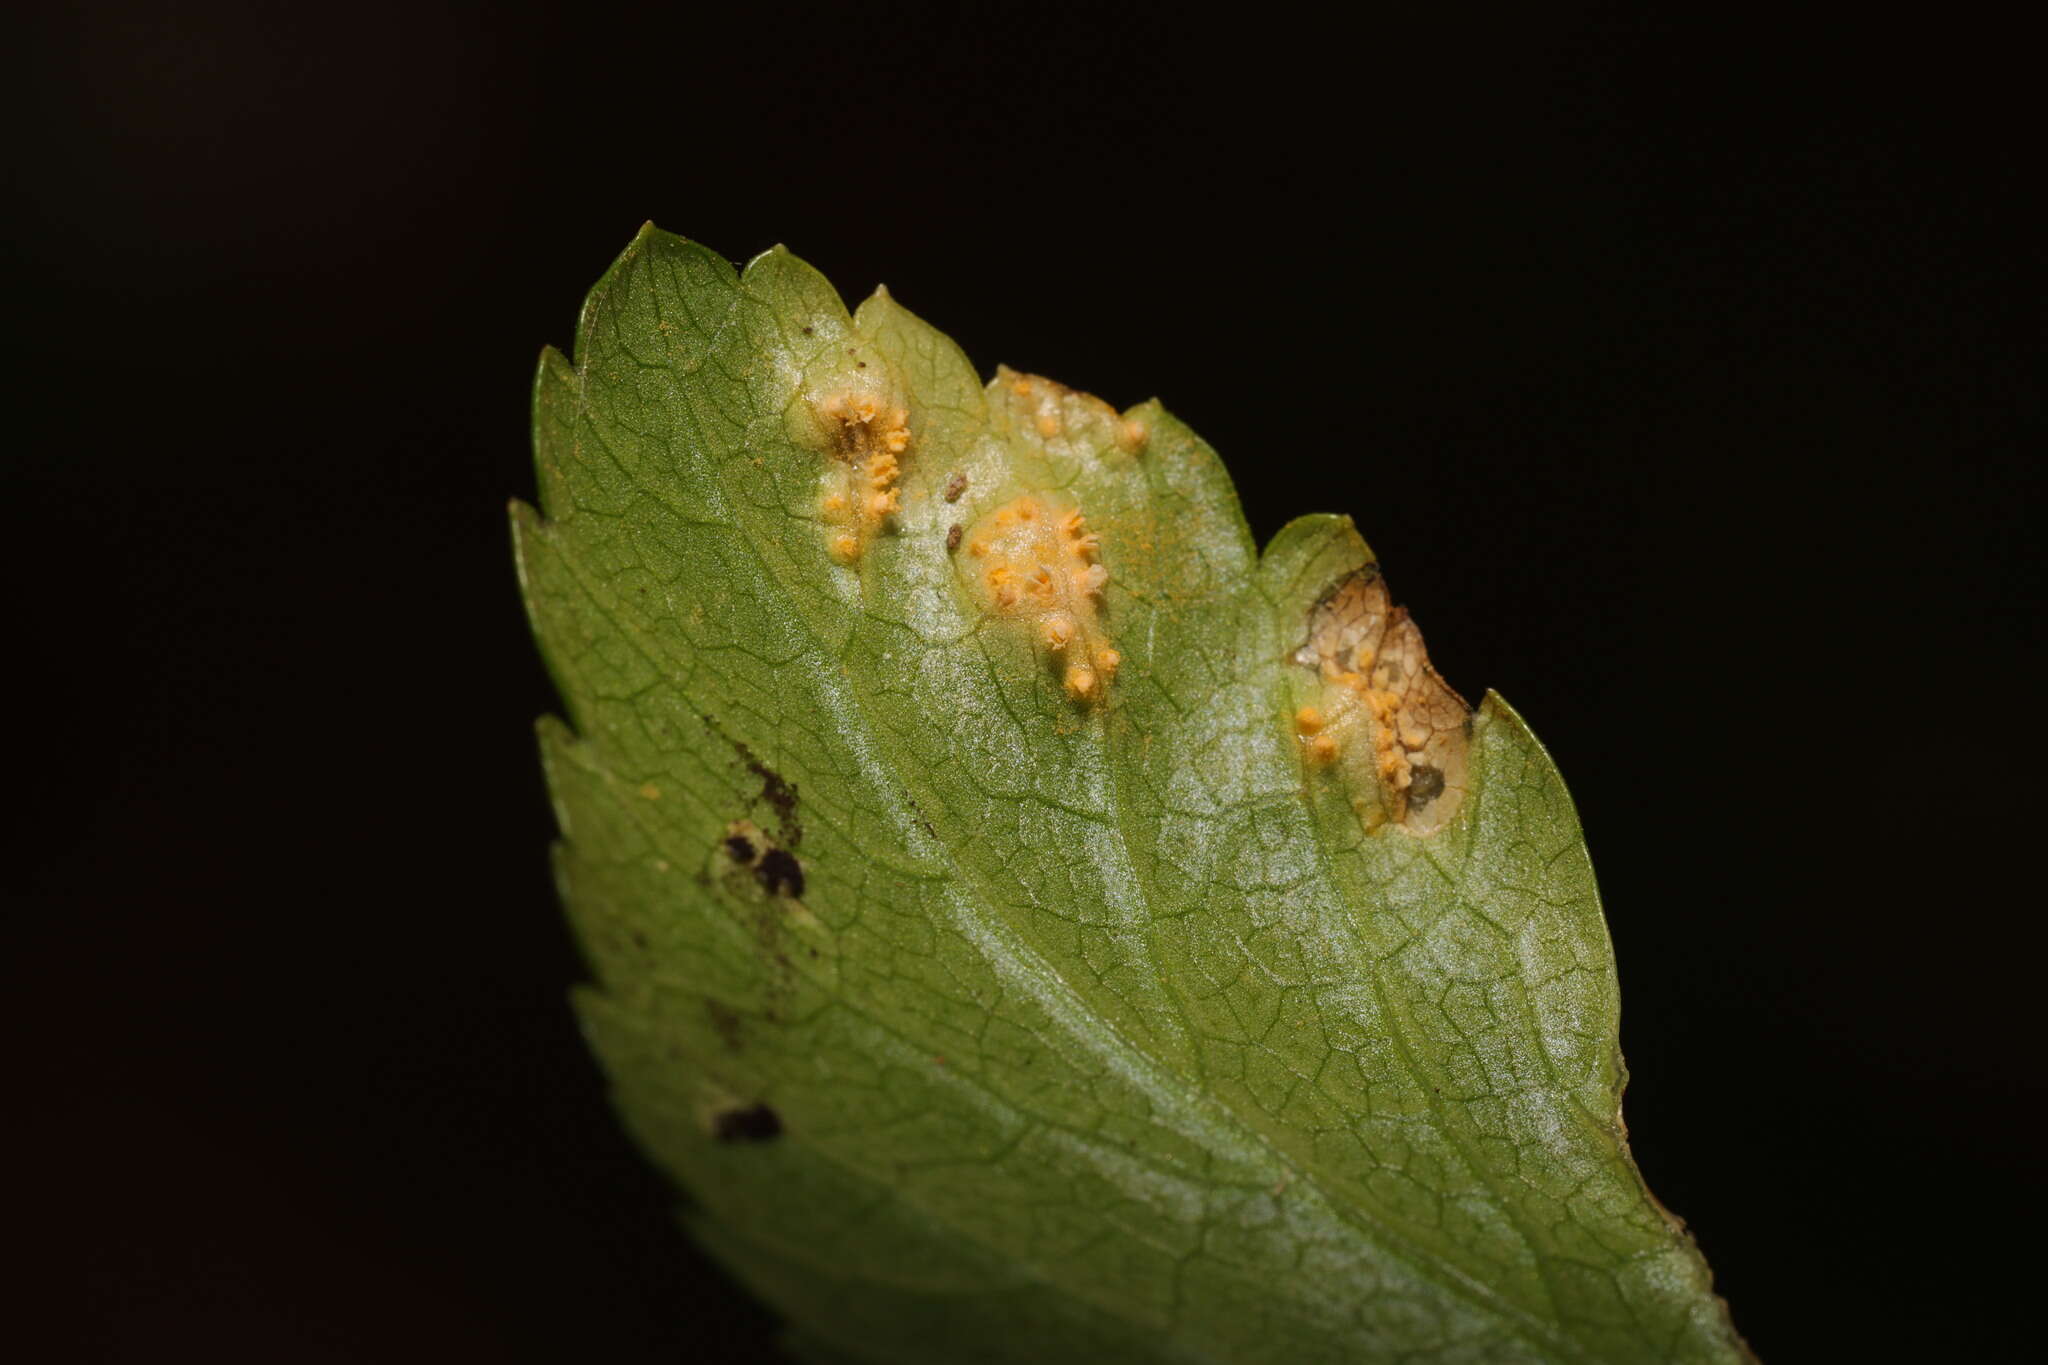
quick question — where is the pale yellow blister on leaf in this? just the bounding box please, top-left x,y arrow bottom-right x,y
960,493 -> 1119,702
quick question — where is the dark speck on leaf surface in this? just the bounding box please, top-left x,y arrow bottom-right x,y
756,848 -> 804,897
733,740 -> 801,846
713,1103 -> 782,1143
1408,764 -> 1446,808
946,523 -> 963,552
706,999 -> 744,1052
724,833 -> 757,863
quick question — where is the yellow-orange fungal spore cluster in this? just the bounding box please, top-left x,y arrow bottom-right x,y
816,391 -> 909,563
1293,570 -> 1471,833
963,494 -> 1119,702
997,366 -> 1141,458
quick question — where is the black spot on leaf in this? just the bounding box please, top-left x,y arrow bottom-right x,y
713,1103 -> 782,1143
1408,764 -> 1446,808
756,848 -> 804,897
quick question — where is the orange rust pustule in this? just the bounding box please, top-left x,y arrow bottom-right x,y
815,391 -> 909,563
963,494 -> 1119,702
1293,569 -> 1470,833
995,365 -> 1136,458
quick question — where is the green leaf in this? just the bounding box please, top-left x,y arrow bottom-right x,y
512,225 -> 1750,1364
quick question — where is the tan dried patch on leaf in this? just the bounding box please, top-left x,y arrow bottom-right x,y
1292,570 -> 1471,834
961,493 -> 1119,702
813,389 -> 910,563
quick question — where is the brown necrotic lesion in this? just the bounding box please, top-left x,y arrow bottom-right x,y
1292,569 -> 1471,835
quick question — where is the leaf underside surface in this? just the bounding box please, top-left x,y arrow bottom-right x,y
512,226 -> 1749,1364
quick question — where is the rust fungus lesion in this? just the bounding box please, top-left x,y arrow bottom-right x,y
996,364 -> 1133,457
961,493 -> 1120,703
813,389 -> 910,564
1292,569 -> 1471,835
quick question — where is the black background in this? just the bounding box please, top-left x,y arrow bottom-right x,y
13,3 -> 2040,1361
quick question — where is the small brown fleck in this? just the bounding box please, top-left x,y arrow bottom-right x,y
943,472 -> 968,502
705,999 -> 743,1052
724,833 -> 757,863
946,523 -> 963,552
